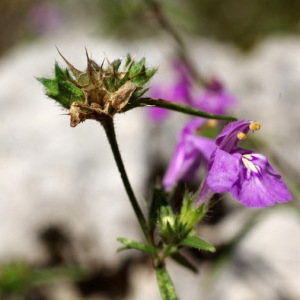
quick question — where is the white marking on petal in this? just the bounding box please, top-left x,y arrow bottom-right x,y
242,154 -> 261,178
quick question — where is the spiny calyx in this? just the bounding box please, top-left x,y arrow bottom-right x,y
38,49 -> 156,127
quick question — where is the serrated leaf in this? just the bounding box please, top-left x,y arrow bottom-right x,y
117,238 -> 156,255
181,236 -> 216,252
170,252 -> 198,274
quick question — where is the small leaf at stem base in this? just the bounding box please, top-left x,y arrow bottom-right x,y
181,236 -> 216,252
156,267 -> 179,300
117,237 -> 156,255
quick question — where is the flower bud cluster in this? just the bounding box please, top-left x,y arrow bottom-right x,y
158,193 -> 206,246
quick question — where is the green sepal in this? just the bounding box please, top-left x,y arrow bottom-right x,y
37,77 -> 59,97
103,77 -> 117,93
124,54 -> 133,68
181,236 -> 216,252
132,87 -> 148,98
111,59 -> 122,71
170,252 -> 198,274
159,205 -> 192,245
117,238 -> 156,255
37,63 -> 84,109
125,55 -> 156,87
156,267 -> 179,300
148,186 -> 169,234
180,192 -> 207,229
54,61 -> 71,80
129,57 -> 145,78
131,67 -> 157,87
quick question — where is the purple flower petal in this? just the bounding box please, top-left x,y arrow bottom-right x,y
206,148 -> 240,193
196,120 -> 292,208
27,3 -> 63,35
147,107 -> 169,122
163,118 -> 215,190
194,78 -> 236,115
230,152 -> 292,207
191,134 -> 216,161
147,61 -> 192,122
216,120 -> 252,150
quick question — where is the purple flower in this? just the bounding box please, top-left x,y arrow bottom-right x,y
163,118 -> 216,190
147,61 -> 191,121
193,78 -> 236,115
147,62 -> 236,122
27,3 -> 63,35
196,120 -> 292,207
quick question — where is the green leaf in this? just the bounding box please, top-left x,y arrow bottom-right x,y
181,236 -> 216,252
156,267 -> 179,300
170,252 -> 198,274
117,238 -> 156,255
0,262 -> 32,294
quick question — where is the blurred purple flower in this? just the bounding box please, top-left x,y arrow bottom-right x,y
147,61 -> 236,121
27,3 -> 63,35
163,118 -> 216,191
196,120 -> 292,208
147,61 -> 191,122
193,78 -> 236,115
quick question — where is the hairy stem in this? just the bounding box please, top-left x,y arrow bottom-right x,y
129,97 -> 237,122
101,116 -> 152,244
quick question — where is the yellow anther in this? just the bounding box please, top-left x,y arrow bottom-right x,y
249,121 -> 261,131
207,119 -> 217,128
237,132 -> 247,140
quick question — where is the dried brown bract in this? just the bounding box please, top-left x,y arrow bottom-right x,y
57,48 -> 137,127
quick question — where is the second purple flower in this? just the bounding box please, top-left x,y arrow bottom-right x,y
196,120 -> 292,208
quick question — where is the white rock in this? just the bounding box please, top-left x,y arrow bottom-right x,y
0,28 -> 300,299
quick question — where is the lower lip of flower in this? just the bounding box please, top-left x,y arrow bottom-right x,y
242,154 -> 261,178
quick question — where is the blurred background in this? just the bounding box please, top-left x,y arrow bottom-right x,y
1,1 -> 300,299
